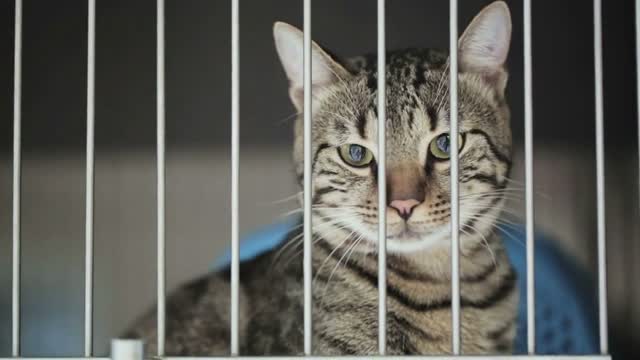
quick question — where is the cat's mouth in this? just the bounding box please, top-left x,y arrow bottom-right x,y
376,223 -> 451,253
354,215 -> 453,252
386,217 -> 446,240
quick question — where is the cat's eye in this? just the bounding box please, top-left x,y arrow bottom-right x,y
429,133 -> 465,160
338,144 -> 374,167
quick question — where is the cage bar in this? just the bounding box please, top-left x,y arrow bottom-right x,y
12,0 -> 23,356
376,0 -> 387,355
160,356 -> 612,360
230,0 -> 241,355
592,0 -> 609,354
156,0 -> 167,355
635,0 -> 640,310
448,0 -> 461,354
0,356 -> 615,360
302,0 -> 313,355
84,0 -> 96,356
523,0 -> 536,354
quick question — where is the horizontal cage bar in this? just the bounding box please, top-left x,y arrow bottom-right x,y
0,356 -> 613,360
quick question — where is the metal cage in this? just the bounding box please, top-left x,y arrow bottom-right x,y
5,0 -> 630,358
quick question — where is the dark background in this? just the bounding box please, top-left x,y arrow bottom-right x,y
0,0 -> 637,152
0,0 -> 638,358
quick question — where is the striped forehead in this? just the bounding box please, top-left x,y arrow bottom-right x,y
315,49 -> 499,146
318,72 -> 447,141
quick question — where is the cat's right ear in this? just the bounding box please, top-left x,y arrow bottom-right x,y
274,22 -> 349,111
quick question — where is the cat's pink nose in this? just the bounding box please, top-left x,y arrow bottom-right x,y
389,199 -> 420,220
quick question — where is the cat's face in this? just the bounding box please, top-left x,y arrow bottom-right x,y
275,1 -> 512,253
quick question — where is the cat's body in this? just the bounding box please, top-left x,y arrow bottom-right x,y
127,1 -> 518,355
127,225 -> 516,355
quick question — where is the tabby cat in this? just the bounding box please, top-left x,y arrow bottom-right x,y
127,1 -> 518,355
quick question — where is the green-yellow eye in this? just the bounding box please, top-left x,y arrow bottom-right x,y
338,144 -> 374,167
429,133 -> 465,160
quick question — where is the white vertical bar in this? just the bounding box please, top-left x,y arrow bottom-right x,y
84,0 -> 96,356
377,0 -> 387,355
156,0 -> 166,356
593,0 -> 608,354
636,0 -> 640,341
635,2 -> 640,327
303,0 -> 313,355
449,0 -> 460,354
523,0 -> 536,354
230,0 -> 240,355
12,0 -> 22,356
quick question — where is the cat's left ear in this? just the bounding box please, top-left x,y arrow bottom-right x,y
458,1 -> 512,93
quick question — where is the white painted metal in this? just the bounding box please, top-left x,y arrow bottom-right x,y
156,0 -> 167,356
523,0 -> 536,354
3,0 -> 614,358
12,0 -> 23,356
377,0 -> 387,355
592,0 -> 609,354
303,0 -> 313,355
231,0 -> 241,355
85,0 -> 96,356
448,0 -> 460,354
0,357 -> 615,360
161,356 -> 611,360
111,340 -> 144,360
634,0 -> 640,345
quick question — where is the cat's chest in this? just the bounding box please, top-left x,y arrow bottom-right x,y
311,299 -> 514,355
307,267 -> 517,355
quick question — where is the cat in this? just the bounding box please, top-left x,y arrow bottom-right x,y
126,1 -> 518,355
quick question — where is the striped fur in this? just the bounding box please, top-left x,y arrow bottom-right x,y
127,1 -> 518,355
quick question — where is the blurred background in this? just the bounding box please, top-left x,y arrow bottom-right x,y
0,0 -> 638,358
